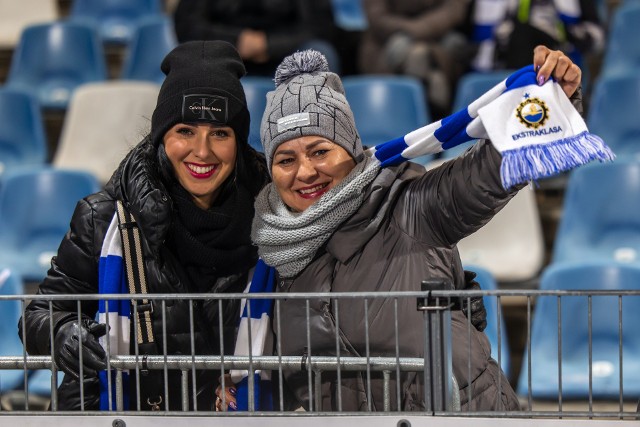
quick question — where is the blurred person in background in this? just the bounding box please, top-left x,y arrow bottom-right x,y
358,0 -> 474,119
173,0 -> 344,76
470,0 -> 605,72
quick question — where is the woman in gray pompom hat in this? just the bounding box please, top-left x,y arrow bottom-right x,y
19,40 -> 270,411
215,44 -> 584,413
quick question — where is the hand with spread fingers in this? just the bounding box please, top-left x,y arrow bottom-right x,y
533,45 -> 582,98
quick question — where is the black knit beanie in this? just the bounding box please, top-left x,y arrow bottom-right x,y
151,40 -> 250,148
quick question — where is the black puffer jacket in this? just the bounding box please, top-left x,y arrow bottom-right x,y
20,140 -> 258,411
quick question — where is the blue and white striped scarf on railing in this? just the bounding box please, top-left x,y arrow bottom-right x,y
97,212 -> 131,411
234,64 -> 614,410
230,259 -> 275,411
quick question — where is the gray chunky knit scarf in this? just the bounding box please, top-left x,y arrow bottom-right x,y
251,156 -> 381,278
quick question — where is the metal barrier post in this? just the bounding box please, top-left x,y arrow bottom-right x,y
417,280 -> 454,413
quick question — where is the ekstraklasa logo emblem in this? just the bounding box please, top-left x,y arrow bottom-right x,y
516,94 -> 549,129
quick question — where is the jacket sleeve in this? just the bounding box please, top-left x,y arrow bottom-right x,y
19,196 -> 108,356
393,140 -> 521,247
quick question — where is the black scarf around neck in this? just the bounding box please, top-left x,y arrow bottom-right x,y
166,182 -> 257,291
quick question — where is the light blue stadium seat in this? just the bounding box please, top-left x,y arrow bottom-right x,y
517,261 -> 640,399
6,21 -> 107,111
464,265 -> 511,377
586,71 -> 640,158
0,268 -> 62,403
443,70 -> 513,159
600,2 -> 640,77
120,15 -> 177,83
330,0 -> 368,31
25,369 -> 62,398
0,168 -> 101,282
69,0 -> 163,46
0,268 -> 27,394
0,88 -> 47,178
241,76 -> 274,152
552,159 -> 640,265
342,75 -> 432,163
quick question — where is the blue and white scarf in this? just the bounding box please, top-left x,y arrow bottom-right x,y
97,212 -> 131,410
367,65 -> 614,189
230,259 -> 275,411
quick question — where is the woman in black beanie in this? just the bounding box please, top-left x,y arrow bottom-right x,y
19,40 -> 269,411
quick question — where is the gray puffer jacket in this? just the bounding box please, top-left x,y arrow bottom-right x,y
275,140 -> 521,411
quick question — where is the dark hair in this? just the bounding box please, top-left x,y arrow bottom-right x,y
156,139 -> 269,203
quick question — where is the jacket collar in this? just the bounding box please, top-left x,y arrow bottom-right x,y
105,138 -> 173,255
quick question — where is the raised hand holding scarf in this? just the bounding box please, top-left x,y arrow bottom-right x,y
368,65 -> 613,189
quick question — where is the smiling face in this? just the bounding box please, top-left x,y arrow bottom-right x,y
163,122 -> 237,209
271,136 -> 356,212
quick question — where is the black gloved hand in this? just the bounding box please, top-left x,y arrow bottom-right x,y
54,319 -> 108,380
461,270 -> 487,332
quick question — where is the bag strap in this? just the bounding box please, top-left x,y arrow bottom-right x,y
116,200 -> 155,345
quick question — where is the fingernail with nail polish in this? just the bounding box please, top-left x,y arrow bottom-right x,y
538,76 -> 545,85
229,401 -> 237,411
229,388 -> 236,396
535,65 -> 541,71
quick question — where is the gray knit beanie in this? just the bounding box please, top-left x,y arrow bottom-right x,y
260,50 -> 362,174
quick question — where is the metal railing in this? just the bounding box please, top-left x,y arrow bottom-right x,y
0,287 -> 639,422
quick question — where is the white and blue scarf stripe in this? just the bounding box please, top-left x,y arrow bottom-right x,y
98,212 -> 131,410
367,65 -> 614,189
231,259 -> 275,411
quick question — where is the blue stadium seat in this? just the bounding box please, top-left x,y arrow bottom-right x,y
464,265 -> 511,376
443,70 -> 513,159
517,262 -> 640,399
0,88 -> 47,177
552,159 -> 640,265
330,0 -> 368,31
0,268 -> 27,394
0,268 -> 62,402
120,15 -> 177,83
0,168 -> 101,282
452,71 -> 513,113
6,21 -> 107,110
600,2 -> 640,77
69,0 -> 163,46
241,76 -> 274,152
342,75 -> 432,162
25,369 -> 62,399
586,71 -> 640,157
